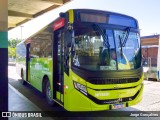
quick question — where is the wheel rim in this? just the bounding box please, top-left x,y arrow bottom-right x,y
46,85 -> 52,101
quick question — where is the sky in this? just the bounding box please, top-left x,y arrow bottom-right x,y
8,0 -> 160,39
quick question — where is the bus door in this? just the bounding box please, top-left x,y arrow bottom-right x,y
53,29 -> 64,103
26,43 -> 30,82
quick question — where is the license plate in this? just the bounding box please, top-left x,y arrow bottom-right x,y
113,103 -> 124,109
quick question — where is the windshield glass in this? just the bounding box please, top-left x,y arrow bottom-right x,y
114,30 -> 140,70
72,23 -> 141,71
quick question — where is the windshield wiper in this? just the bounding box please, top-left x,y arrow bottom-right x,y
93,24 -> 111,65
118,35 -> 123,58
122,27 -> 130,47
118,27 -> 130,58
92,24 -> 110,49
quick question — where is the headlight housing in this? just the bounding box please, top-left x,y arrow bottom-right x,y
73,81 -> 87,95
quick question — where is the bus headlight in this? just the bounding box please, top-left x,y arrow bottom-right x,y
73,81 -> 87,95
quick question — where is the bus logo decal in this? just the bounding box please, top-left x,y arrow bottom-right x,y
95,92 -> 109,97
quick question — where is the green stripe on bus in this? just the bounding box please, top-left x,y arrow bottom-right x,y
0,32 -> 8,48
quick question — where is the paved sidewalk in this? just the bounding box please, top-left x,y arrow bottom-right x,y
8,84 -> 53,120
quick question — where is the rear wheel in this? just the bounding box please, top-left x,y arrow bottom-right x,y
45,80 -> 54,106
21,69 -> 27,85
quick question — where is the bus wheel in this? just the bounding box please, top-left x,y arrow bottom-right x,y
45,80 -> 54,106
21,70 -> 27,85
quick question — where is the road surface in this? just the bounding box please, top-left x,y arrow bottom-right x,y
8,66 -> 160,119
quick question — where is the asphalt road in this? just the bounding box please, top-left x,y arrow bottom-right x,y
8,66 -> 160,120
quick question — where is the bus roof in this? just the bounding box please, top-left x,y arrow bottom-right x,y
73,9 -> 138,21
17,9 -> 139,45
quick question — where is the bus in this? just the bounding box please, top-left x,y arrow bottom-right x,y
16,9 -> 144,111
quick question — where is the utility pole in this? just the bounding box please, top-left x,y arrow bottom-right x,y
20,26 -> 24,41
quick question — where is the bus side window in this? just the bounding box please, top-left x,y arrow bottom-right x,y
30,43 -> 40,58
30,24 -> 53,58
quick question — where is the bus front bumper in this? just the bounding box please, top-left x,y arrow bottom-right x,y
65,83 -> 144,111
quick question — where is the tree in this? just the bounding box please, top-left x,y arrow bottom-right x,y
8,39 -> 21,48
8,39 -> 21,58
8,47 -> 16,58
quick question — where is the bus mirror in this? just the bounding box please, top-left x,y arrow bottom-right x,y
66,33 -> 72,47
59,12 -> 66,18
65,30 -> 74,47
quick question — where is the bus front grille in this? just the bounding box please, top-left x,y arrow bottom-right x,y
87,86 -> 141,105
89,78 -> 139,84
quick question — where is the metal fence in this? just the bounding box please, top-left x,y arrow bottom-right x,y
143,57 -> 160,80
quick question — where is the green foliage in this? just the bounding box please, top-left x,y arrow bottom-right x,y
8,39 -> 21,58
8,47 -> 16,58
8,39 -> 21,48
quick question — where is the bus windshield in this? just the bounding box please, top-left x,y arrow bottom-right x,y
72,23 -> 141,71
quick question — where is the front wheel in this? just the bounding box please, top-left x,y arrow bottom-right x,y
45,80 -> 54,106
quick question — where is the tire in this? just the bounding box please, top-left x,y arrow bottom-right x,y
45,80 -> 54,106
21,70 -> 27,85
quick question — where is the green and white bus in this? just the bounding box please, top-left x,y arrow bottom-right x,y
16,9 -> 144,111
